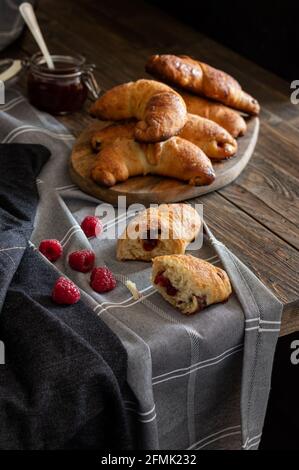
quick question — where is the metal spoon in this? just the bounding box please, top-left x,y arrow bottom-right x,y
19,2 -> 55,70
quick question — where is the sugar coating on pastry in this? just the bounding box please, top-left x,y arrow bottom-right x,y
152,254 -> 232,315
117,204 -> 201,261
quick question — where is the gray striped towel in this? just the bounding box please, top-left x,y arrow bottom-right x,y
0,86 -> 283,450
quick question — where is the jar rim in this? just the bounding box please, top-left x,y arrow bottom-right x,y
29,52 -> 86,78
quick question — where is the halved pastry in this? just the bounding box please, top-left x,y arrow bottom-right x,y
152,254 -> 232,315
117,204 -> 201,261
89,79 -> 187,143
91,136 -> 215,187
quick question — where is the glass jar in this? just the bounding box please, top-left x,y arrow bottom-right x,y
26,53 -> 100,115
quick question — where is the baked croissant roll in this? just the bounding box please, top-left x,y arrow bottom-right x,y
152,254 -> 232,315
180,92 -> 247,138
117,204 -> 201,261
91,114 -> 237,160
179,114 -> 237,160
89,79 -> 187,143
91,121 -> 137,150
91,136 -> 215,187
145,54 -> 260,115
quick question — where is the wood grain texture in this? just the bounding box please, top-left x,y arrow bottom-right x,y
4,0 -> 299,335
70,118 -> 259,206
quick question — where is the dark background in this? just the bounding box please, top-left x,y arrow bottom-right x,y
149,0 -> 298,82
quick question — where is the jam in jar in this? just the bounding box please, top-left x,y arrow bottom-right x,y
27,53 -> 100,115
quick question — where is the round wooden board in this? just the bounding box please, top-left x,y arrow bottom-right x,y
70,117 -> 259,207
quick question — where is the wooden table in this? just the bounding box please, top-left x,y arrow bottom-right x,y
2,0 -> 299,336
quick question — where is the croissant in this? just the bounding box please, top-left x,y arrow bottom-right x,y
152,254 -> 232,315
180,91 -> 247,138
179,114 -> 237,159
145,54 -> 260,115
91,121 -> 136,151
117,204 -> 201,261
91,136 -> 215,187
91,114 -> 237,160
89,79 -> 187,143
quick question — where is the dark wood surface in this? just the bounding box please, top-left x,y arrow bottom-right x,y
2,0 -> 299,335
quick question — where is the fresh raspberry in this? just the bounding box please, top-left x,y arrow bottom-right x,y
81,216 -> 102,238
90,267 -> 117,293
39,239 -> 63,262
52,276 -> 80,305
69,250 -> 95,273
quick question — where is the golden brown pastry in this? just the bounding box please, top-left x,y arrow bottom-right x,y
91,136 -> 215,187
117,204 -> 201,261
89,79 -> 187,143
179,114 -> 237,160
180,92 -> 247,138
91,114 -> 237,160
145,54 -> 260,115
152,254 -> 232,315
91,121 -> 136,151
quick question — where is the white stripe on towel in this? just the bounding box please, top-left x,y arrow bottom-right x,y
95,289 -> 157,316
95,285 -> 153,310
245,326 -> 281,332
59,226 -> 80,244
153,347 -> 243,386
0,96 -> 26,112
2,125 -> 74,144
61,228 -> 82,247
195,430 -> 241,450
188,425 -> 241,450
152,343 -> 243,381
0,246 -> 25,252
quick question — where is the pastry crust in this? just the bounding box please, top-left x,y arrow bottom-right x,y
117,204 -> 201,261
180,92 -> 247,138
91,114 -> 237,160
91,121 -> 137,151
146,54 -> 260,115
179,113 -> 237,160
89,79 -> 187,143
91,136 -> 215,187
152,254 -> 232,315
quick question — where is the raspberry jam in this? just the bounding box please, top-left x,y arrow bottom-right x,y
154,271 -> 178,296
142,229 -> 160,251
196,295 -> 207,311
26,53 -> 99,115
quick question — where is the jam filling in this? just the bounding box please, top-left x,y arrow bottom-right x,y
154,271 -> 178,296
143,239 -> 159,251
142,229 -> 160,252
195,295 -> 207,312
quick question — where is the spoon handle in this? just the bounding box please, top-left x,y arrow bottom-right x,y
19,2 -> 55,70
